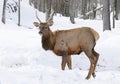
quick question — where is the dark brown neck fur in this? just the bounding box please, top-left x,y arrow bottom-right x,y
42,31 -> 55,50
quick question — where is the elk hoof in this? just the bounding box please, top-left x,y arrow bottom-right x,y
85,76 -> 90,80
92,73 -> 96,78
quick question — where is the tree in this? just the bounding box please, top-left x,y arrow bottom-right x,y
45,0 -> 52,21
18,0 -> 21,26
88,0 -> 97,19
103,0 -> 111,31
81,0 -> 87,19
112,0 -> 116,28
114,0 -> 120,20
69,0 -> 75,24
2,0 -> 7,24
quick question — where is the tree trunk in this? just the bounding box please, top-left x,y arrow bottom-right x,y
103,0 -> 111,31
81,0 -> 87,19
45,0 -> 52,21
2,0 -> 7,24
89,0 -> 97,19
69,0 -> 75,24
18,0 -> 21,26
115,0 -> 120,20
113,0 -> 115,28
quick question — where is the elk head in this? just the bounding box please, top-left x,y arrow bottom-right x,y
33,10 -> 54,35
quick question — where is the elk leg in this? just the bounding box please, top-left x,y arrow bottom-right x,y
92,50 -> 99,78
66,55 -> 72,70
61,56 -> 67,70
86,59 -> 95,79
85,50 -> 95,80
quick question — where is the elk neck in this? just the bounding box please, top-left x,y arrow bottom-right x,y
42,30 -> 55,50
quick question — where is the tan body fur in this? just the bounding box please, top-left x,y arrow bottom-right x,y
53,27 -> 99,56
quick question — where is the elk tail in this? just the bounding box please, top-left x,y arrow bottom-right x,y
90,28 -> 100,41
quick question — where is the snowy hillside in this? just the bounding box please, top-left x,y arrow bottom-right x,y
0,0 -> 120,84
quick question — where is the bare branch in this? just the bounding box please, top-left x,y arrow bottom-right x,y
79,5 -> 103,18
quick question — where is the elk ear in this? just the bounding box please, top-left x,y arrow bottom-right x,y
33,22 -> 40,27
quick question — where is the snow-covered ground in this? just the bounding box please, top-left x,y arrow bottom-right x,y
0,0 -> 120,84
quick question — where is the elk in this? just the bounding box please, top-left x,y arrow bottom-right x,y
33,11 -> 99,80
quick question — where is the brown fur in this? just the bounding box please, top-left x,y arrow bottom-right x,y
33,22 -> 99,80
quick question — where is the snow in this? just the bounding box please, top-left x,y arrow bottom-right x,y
0,0 -> 120,84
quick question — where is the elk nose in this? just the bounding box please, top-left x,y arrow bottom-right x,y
39,31 -> 42,34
